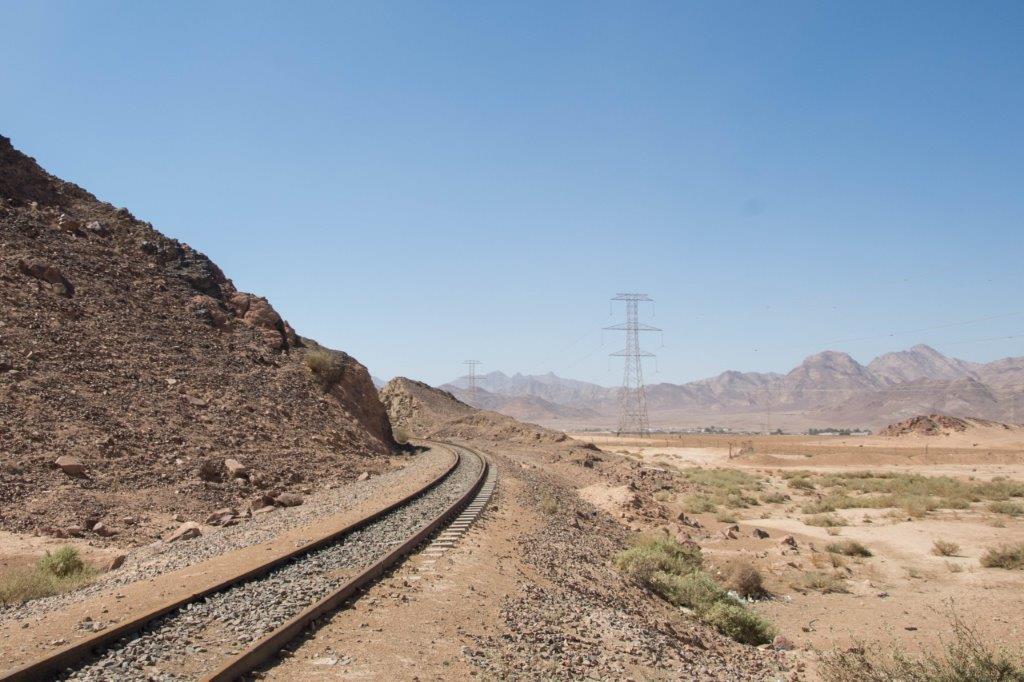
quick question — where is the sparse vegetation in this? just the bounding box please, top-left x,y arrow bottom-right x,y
680,494 -> 717,514
932,540 -> 961,557
701,601 -> 776,646
715,510 -> 737,523
820,615 -> 1024,681
988,500 -> 1024,517
781,471 -> 1024,520
0,547 -> 94,605
805,513 -> 848,527
538,494 -> 560,515
614,535 -> 774,645
980,543 -> 1024,570
826,540 -> 872,557
798,570 -> 849,593
305,349 -> 344,390
721,560 -> 766,598
678,468 -> 762,510
760,491 -> 789,504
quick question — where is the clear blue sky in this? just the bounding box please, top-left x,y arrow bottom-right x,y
3,1 -> 1022,386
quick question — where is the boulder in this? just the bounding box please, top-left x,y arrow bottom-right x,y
105,554 -> 127,571
752,528 -> 770,539
92,522 -> 117,537
205,508 -> 236,526
224,458 -> 247,478
356,471 -> 370,482
197,458 -> 223,482
780,535 -> 797,548
55,455 -> 86,476
187,295 -> 229,331
165,521 -> 202,543
274,492 -> 304,507
18,260 -> 74,297
772,635 -> 795,651
84,221 -> 109,237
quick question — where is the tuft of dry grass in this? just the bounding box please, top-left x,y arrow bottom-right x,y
305,349 -> 344,390
980,543 -> 1024,570
0,547 -> 95,605
538,493 -> 559,515
797,570 -> 849,593
805,513 -> 848,527
932,540 -> 961,557
826,540 -> 872,557
820,614 -> 1024,681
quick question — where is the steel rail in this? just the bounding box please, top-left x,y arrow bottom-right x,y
0,445 -> 465,682
203,444 -> 488,681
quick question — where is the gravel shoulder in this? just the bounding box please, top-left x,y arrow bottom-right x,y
0,445 -> 453,673
254,440 -> 791,681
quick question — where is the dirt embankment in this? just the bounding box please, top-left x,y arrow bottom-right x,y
0,134 -> 396,545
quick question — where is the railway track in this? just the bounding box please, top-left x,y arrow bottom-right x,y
1,443 -> 492,682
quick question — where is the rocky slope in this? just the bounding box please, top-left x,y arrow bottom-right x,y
0,135 -> 395,544
380,377 -> 570,445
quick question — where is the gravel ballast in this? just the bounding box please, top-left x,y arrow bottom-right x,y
57,452 -> 482,681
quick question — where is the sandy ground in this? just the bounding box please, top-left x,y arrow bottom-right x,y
572,432 -> 1024,665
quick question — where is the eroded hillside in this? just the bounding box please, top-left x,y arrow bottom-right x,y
0,135 -> 395,543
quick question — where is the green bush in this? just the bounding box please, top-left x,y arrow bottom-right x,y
614,535 -> 775,646
38,546 -> 85,578
614,535 -> 704,582
702,601 -> 776,646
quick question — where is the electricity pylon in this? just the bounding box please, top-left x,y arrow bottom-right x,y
463,360 -> 482,404
605,294 -> 659,436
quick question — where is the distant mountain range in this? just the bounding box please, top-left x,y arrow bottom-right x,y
440,344 -> 1024,431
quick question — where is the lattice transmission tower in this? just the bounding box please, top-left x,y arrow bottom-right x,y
605,294 -> 660,436
463,360 -> 482,404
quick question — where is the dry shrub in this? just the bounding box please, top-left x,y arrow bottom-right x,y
798,570 -> 849,594
806,513 -> 847,527
980,543 -> 1024,570
820,614 -> 1024,681
305,349 -> 344,390
932,540 -> 961,557
826,540 -> 872,557
722,560 -> 766,598
988,500 -> 1024,517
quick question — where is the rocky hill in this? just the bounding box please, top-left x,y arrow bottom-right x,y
877,414 -> 1024,440
380,377 -> 569,445
0,135 -> 395,543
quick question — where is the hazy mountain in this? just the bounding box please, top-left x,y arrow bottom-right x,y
443,345 -> 1024,430
867,344 -> 978,384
